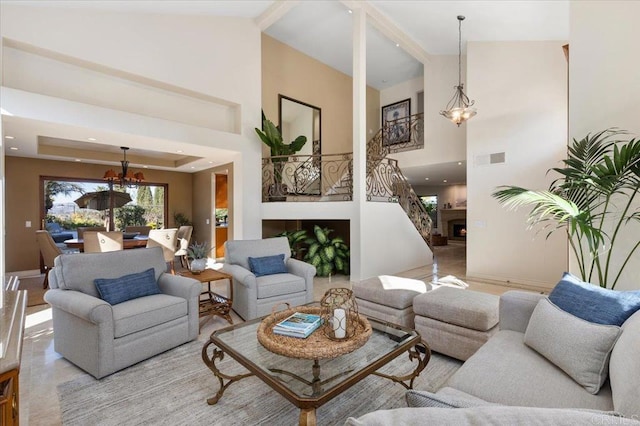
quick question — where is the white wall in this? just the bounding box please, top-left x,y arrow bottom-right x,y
466,41 -> 568,290
0,4 -> 263,240
569,1 -> 640,290
382,56 -> 466,168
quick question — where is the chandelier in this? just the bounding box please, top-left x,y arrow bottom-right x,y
440,15 -> 477,127
103,146 -> 145,187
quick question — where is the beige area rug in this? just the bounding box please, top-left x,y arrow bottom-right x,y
18,274 -> 48,307
58,340 -> 461,425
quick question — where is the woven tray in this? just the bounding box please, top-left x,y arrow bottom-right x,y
257,305 -> 372,360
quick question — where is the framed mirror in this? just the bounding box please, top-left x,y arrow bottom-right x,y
279,95 -> 321,195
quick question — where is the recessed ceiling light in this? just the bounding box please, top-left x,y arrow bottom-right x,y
4,135 -> 15,140
348,9 -> 353,14
176,150 -> 183,153
143,165 -> 148,168
443,179 -> 448,183
396,43 -> 400,47
87,137 -> 97,141
424,177 -> 429,181
9,147 -> 18,151
75,159 -> 81,162
190,166 -> 195,169
458,161 -> 463,165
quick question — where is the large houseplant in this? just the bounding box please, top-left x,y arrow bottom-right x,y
492,129 -> 640,289
255,115 -> 307,198
303,225 -> 350,277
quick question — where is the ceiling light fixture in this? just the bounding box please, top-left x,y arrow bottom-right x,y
440,15 -> 477,127
103,146 -> 145,187
9,147 -> 18,151
87,137 -> 97,141
5,135 -> 15,140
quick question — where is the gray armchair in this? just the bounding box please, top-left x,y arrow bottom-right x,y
222,237 -> 316,320
44,247 -> 201,379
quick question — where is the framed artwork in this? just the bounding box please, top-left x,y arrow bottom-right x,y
381,98 -> 411,146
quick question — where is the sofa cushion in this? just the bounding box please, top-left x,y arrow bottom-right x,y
345,407 -> 640,426
406,387 -> 497,408
53,247 -> 167,297
353,276 -> 429,310
445,330 -> 614,410
112,294 -> 187,338
256,273 -> 305,299
248,254 -> 288,277
413,287 -> 499,332
225,237 -> 291,271
524,298 -> 621,394
609,310 -> 640,418
94,268 -> 161,305
549,272 -> 640,326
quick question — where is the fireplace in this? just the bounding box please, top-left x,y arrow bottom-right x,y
448,219 -> 467,241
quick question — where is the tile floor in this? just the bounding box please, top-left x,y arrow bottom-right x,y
18,242 -> 516,425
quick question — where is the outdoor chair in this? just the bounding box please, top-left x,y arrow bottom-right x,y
77,226 -> 107,240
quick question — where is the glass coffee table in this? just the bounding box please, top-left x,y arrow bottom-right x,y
202,306 -> 430,425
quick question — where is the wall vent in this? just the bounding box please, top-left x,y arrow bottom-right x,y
474,152 -> 506,166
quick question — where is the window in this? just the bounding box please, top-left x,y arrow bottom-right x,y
41,177 -> 167,232
419,195 -> 438,228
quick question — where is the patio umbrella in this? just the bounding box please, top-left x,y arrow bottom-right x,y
74,191 -> 132,211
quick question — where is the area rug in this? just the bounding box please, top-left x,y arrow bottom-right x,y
58,340 -> 461,425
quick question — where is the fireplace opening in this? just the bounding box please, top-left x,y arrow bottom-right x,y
453,224 -> 467,238
448,218 -> 467,241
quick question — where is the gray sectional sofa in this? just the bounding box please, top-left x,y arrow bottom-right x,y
347,290 -> 640,424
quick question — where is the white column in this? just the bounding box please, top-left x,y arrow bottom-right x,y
351,7 -> 367,281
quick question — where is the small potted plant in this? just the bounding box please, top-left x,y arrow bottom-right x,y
187,241 -> 210,274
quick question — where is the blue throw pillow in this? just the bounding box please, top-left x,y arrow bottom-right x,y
548,272 -> 640,326
94,268 -> 161,305
248,254 -> 287,277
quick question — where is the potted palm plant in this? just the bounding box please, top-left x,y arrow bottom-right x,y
492,129 -> 640,289
255,115 -> 307,200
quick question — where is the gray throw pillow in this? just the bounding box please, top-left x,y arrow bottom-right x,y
524,298 -> 622,394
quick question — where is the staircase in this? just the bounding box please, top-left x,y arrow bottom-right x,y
261,112 -> 432,249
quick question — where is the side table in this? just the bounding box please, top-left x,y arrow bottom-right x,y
179,269 -> 234,327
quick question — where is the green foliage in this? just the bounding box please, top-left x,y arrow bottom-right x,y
174,212 -> 193,227
303,225 -> 350,277
492,129 -> 640,289
255,116 -> 307,185
44,181 -> 85,211
154,187 -> 164,205
115,205 -> 147,230
136,185 -> 153,207
187,241 -> 211,260
276,229 -> 308,259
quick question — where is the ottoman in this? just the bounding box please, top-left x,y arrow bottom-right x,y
353,275 -> 431,328
413,287 -> 499,361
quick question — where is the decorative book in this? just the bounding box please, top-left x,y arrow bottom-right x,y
273,312 -> 322,339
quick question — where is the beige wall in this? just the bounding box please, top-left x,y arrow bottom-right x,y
261,34 -> 380,156
569,1 -> 640,290
6,156 -> 193,272
466,41 -> 568,290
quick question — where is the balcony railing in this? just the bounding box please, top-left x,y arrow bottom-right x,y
366,157 -> 433,248
261,153 -> 353,202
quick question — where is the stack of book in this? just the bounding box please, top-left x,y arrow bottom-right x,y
273,312 -> 322,338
